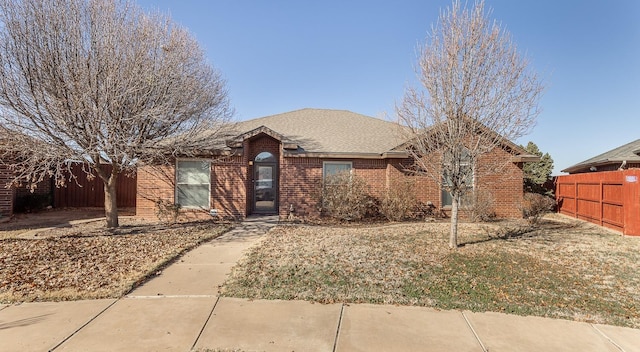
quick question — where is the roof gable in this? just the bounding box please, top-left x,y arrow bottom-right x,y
233,108 -> 406,155
562,138 -> 640,173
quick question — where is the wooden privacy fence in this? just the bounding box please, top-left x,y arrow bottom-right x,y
54,165 -> 137,208
555,169 -> 640,236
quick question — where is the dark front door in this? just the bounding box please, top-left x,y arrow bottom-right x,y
253,163 -> 277,213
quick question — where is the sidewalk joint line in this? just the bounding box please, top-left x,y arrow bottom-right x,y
332,304 -> 345,352
590,324 -> 626,352
461,311 -> 488,352
125,295 -> 218,299
48,298 -> 120,351
191,296 -> 221,351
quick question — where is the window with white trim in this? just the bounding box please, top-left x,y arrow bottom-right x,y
323,161 -> 352,183
176,160 -> 211,208
441,149 -> 473,207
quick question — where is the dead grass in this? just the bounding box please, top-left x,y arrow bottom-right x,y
0,217 -> 230,303
222,214 -> 640,328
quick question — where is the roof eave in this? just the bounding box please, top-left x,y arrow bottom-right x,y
283,151 -> 409,159
511,154 -> 541,163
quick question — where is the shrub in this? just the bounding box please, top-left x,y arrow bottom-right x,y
522,192 -> 556,225
318,172 -> 374,221
462,188 -> 496,222
380,179 -> 418,221
154,199 -> 181,224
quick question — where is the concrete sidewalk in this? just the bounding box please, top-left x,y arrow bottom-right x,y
1,216 -> 639,351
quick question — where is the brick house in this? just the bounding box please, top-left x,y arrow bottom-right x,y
136,108 -> 536,220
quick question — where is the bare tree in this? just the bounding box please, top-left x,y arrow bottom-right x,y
396,0 -> 543,249
0,0 -> 232,227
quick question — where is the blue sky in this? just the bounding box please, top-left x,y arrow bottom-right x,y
137,0 -> 639,175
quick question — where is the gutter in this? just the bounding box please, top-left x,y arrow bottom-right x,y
282,151 -> 410,159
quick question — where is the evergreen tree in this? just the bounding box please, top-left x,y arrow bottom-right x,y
522,141 -> 554,194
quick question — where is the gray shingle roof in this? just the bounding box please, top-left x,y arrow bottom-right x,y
562,139 -> 640,173
232,108 -> 406,155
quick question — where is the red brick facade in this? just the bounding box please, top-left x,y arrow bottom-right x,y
0,165 -> 54,218
135,132 -> 525,221
0,165 -> 13,218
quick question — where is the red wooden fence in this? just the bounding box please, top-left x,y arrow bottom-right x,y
555,169 -> 640,236
54,165 -> 137,208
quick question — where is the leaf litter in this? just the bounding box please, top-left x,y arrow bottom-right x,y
0,218 -> 229,303
222,214 -> 640,328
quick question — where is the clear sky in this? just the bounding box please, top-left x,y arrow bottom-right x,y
137,0 -> 639,175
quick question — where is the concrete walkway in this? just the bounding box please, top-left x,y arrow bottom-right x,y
1,216 -> 639,352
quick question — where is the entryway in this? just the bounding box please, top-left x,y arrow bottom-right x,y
252,152 -> 278,214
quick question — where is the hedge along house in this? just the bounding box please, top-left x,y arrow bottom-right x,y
136,108 -> 537,220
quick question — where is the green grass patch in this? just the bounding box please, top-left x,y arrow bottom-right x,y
222,219 -> 640,328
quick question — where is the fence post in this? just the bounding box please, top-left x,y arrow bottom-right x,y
623,170 -> 640,236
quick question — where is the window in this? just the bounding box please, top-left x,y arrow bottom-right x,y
323,161 -> 352,183
255,152 -> 276,162
176,160 -> 210,208
441,150 -> 473,207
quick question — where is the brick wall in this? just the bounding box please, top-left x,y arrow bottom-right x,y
211,156 -> 246,219
476,148 -> 524,218
136,158 -> 248,221
0,165 -> 13,218
353,159 -> 387,198
384,149 -> 523,219
136,164 -> 175,219
280,157 -> 322,218
136,138 -> 525,221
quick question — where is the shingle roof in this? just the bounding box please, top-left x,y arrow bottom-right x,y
562,139 -> 640,173
232,108 -> 406,155
223,108 -> 535,162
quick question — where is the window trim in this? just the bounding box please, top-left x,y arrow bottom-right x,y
175,159 -> 211,209
441,174 -> 475,208
441,159 -> 474,208
322,161 -> 353,180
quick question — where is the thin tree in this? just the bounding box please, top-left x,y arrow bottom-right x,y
0,0 -> 232,227
397,0 -> 543,249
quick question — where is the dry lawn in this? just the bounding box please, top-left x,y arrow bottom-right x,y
0,217 -> 229,303
222,214 -> 640,328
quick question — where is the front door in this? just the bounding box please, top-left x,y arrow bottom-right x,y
253,162 -> 277,213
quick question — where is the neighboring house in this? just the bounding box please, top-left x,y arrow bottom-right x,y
136,108 -> 537,220
556,139 -> 640,236
561,139 -> 640,174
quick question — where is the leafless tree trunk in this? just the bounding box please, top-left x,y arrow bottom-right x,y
0,0 -> 233,227
397,0 -> 544,249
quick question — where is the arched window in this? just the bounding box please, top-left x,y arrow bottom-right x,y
255,151 -> 276,162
